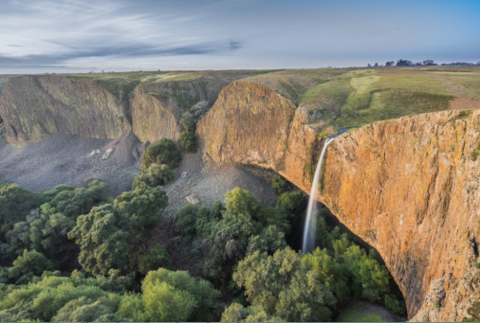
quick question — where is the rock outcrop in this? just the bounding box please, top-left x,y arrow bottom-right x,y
197,81 -> 320,193
0,76 -> 131,143
197,80 -> 480,321
322,110 -> 480,321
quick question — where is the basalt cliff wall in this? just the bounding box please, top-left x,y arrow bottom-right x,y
197,81 -> 480,321
0,74 -> 241,144
0,76 -> 131,143
2,75 -> 480,321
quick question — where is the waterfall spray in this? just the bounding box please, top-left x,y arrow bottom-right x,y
302,137 -> 334,254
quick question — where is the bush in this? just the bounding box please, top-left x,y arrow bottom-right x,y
276,191 -> 305,217
138,244 -> 170,274
178,131 -> 196,152
133,165 -> 174,188
180,117 -> 196,133
385,293 -> 407,316
271,175 -> 291,195
8,250 -> 54,284
141,138 -> 182,169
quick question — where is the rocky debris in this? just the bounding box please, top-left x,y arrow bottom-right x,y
101,148 -> 114,160
89,149 -> 102,157
161,153 -> 277,218
186,195 -> 200,205
0,133 -> 142,196
181,171 -> 188,178
190,100 -> 209,117
132,148 -> 140,159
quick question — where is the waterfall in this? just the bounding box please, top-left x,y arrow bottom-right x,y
302,137 -> 334,254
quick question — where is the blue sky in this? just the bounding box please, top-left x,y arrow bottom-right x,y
0,0 -> 479,73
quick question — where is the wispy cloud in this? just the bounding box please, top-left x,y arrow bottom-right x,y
0,0 -> 479,73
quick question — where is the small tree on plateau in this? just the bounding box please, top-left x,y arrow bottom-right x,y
396,59 -> 413,66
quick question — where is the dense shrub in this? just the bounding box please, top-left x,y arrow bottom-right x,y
179,117 -> 196,133
173,188 -> 293,281
178,131 -> 196,152
138,244 -> 170,274
119,268 -> 221,322
270,175 -> 292,195
3,181 -> 109,269
132,165 -> 174,189
68,185 -> 168,276
7,250 -> 54,284
385,293 -> 407,316
141,138 -> 182,169
233,247 -> 335,322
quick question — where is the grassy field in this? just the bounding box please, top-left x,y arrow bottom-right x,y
337,309 -> 385,322
238,66 -> 480,129
3,66 -> 480,130
248,66 -> 480,130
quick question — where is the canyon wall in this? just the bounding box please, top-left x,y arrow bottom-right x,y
197,81 -> 480,321
197,81 -> 321,193
0,72 -> 256,145
322,110 -> 480,321
2,73 -> 480,321
0,76 -> 131,144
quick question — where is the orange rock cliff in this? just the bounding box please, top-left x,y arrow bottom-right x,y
197,81 -> 480,321
1,74 -> 480,321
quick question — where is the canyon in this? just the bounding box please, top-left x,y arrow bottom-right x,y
1,67 -> 480,321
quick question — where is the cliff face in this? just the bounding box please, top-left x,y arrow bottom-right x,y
0,76 -> 131,143
131,86 -> 180,143
197,81 -> 320,193
322,110 -> 480,321
197,80 -> 480,321
1,72 -> 260,145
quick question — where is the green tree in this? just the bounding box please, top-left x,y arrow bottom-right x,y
141,138 -> 182,169
142,268 -> 221,321
132,165 -> 174,188
8,250 -> 54,284
233,247 -> 335,322
221,303 -> 282,322
0,184 -> 44,263
68,185 -> 168,276
138,244 -> 170,274
178,131 -> 197,152
276,191 -> 305,217
270,175 -> 291,195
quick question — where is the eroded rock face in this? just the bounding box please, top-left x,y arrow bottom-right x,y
0,76 -> 131,144
197,81 -> 480,321
322,110 -> 480,321
197,81 -> 318,192
131,86 -> 180,143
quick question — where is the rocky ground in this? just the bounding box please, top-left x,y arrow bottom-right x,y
161,152 -> 277,217
0,132 -> 143,196
0,132 -> 277,214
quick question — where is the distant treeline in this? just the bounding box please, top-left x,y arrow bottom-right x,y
367,59 -> 480,67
